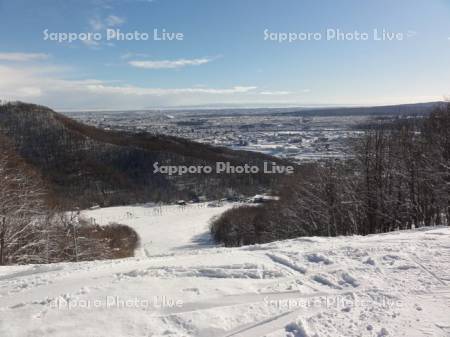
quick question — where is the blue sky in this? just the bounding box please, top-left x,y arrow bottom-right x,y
0,0 -> 450,110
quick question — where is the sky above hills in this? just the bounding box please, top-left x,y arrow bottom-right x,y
0,0 -> 450,110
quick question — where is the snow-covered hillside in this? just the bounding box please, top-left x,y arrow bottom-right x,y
1,203 -> 450,337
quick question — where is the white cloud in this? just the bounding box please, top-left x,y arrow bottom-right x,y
1,64 -> 441,110
0,56 -> 305,109
84,15 -> 125,49
81,39 -> 101,48
105,15 -> 125,27
89,14 -> 125,31
129,58 -> 214,69
0,61 -> 443,109
89,17 -> 104,31
0,53 -> 50,62
120,52 -> 149,60
85,84 -> 257,96
0,64 -> 260,109
259,91 -> 291,96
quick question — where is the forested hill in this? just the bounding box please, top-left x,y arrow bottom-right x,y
0,102 -> 284,208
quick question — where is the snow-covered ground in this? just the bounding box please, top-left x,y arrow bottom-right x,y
1,203 -> 450,337
81,202 -> 234,257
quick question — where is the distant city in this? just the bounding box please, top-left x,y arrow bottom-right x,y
66,109 -> 374,163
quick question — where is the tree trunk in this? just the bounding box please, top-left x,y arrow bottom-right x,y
0,217 -> 6,265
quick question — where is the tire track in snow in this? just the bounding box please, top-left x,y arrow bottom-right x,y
156,288 -> 360,317
409,253 -> 448,286
220,308 -> 305,337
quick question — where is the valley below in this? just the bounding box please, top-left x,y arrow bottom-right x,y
67,109 -> 370,163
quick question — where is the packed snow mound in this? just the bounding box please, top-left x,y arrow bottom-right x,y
1,203 -> 450,337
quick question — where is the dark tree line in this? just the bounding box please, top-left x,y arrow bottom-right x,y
211,105 -> 450,246
0,102 -> 285,208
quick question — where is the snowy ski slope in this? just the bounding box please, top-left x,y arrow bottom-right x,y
1,202 -> 450,337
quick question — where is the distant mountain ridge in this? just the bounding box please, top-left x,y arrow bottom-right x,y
280,101 -> 445,117
68,101 -> 445,118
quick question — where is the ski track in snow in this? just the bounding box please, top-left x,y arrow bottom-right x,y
1,202 -> 450,337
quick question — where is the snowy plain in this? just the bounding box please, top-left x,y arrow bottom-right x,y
1,202 -> 450,337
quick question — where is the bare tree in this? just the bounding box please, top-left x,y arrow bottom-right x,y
0,135 -> 50,264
